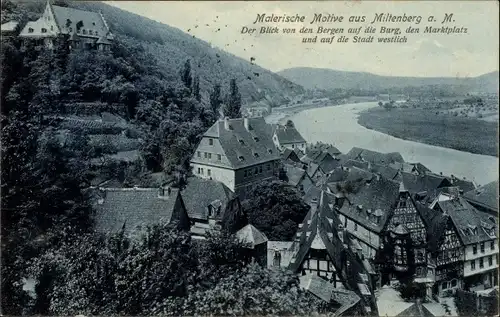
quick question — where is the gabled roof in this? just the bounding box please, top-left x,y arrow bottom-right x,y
342,159 -> 370,170
463,180 -> 498,213
180,177 -> 234,221
281,148 -> 301,162
401,172 -> 452,194
415,202 -> 449,253
346,147 -> 405,165
1,21 -> 19,32
308,143 -> 342,156
436,197 -> 498,246
235,224 -> 268,247
287,192 -> 378,315
93,187 -> 186,235
307,162 -> 321,178
51,4 -> 110,39
319,156 -> 341,174
274,124 -> 306,144
283,163 -> 307,187
338,177 -> 401,233
192,117 -> 279,169
300,274 -> 361,306
448,176 -> 476,193
370,164 -> 401,181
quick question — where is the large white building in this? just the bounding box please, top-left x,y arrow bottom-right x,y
19,0 -> 113,50
272,121 -> 306,152
190,117 -> 280,194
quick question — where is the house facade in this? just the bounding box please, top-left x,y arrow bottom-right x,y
190,117 -> 280,194
19,1 -> 113,51
272,121 -> 306,152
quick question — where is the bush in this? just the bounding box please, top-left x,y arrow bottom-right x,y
397,281 -> 427,301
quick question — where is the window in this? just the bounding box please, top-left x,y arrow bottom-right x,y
267,164 -> 270,170
95,31 -> 98,35
244,170 -> 247,177
217,154 -> 221,161
354,223 -> 358,231
491,241 -> 495,250
259,166 -> 262,173
292,144 -> 295,149
489,255 -> 493,266
197,167 -> 201,174
207,169 -> 211,177
481,243 -> 485,253
28,28 -> 34,33
470,260 -> 475,270
208,153 -> 212,159
82,29 -> 87,34
451,279 -> 457,287
273,252 -> 281,267
50,25 -> 53,31
77,28 -> 80,33
479,258 -> 484,269
238,155 -> 244,161
197,151 -> 201,157
473,245 -> 477,254
253,152 -> 259,158
254,168 -> 258,175
89,30 -> 93,35
41,28 -> 47,33
204,152 -> 208,158
209,138 -> 213,145
69,27 -> 73,32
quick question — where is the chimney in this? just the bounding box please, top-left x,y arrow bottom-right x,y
243,117 -> 251,130
158,185 -> 172,197
224,117 -> 230,130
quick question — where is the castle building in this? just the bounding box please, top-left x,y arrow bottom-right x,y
18,0 -> 113,51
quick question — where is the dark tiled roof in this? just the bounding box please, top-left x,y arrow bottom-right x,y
300,274 -> 360,307
437,198 -> 498,246
415,202 -> 449,254
306,162 -> 321,178
370,164 -> 401,181
396,302 -> 435,317
308,143 -> 342,156
343,159 -> 370,170
283,163 -> 307,187
319,157 -> 341,174
274,125 -> 306,144
93,187 -> 188,235
281,148 -> 302,163
448,176 -> 476,193
346,147 -> 405,165
463,180 -> 498,212
338,177 -> 401,233
192,117 -> 279,169
288,192 -> 378,316
180,177 -> 234,221
401,172 -> 452,194
303,185 -> 322,206
235,224 -> 268,247
51,5 -> 110,39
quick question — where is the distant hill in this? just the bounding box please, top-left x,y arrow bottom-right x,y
277,67 -> 499,94
7,0 -> 304,106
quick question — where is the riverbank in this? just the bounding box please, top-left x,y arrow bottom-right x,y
357,108 -> 498,157
287,102 -> 498,185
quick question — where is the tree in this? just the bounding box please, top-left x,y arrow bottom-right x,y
161,263 -> 322,316
181,59 -> 192,90
209,83 -> 222,119
223,79 -> 242,119
242,180 -> 310,240
193,76 -> 201,102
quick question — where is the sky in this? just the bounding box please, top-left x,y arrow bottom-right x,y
106,1 -> 499,78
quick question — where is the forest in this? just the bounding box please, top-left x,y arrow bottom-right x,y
0,1 -> 324,315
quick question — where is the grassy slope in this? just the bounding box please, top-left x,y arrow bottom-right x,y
357,108 -> 498,157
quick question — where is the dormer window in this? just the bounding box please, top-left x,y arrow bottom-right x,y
89,30 -> 93,35
209,138 -> 213,145
41,28 -> 47,33
238,155 -> 244,161
28,28 -> 34,33
253,136 -> 259,142
253,152 -> 259,158
267,149 -> 273,154
238,139 -> 245,145
82,29 -> 87,34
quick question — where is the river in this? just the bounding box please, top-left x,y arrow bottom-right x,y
266,102 -> 498,186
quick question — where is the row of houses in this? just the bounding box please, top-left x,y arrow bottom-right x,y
88,115 -> 497,314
